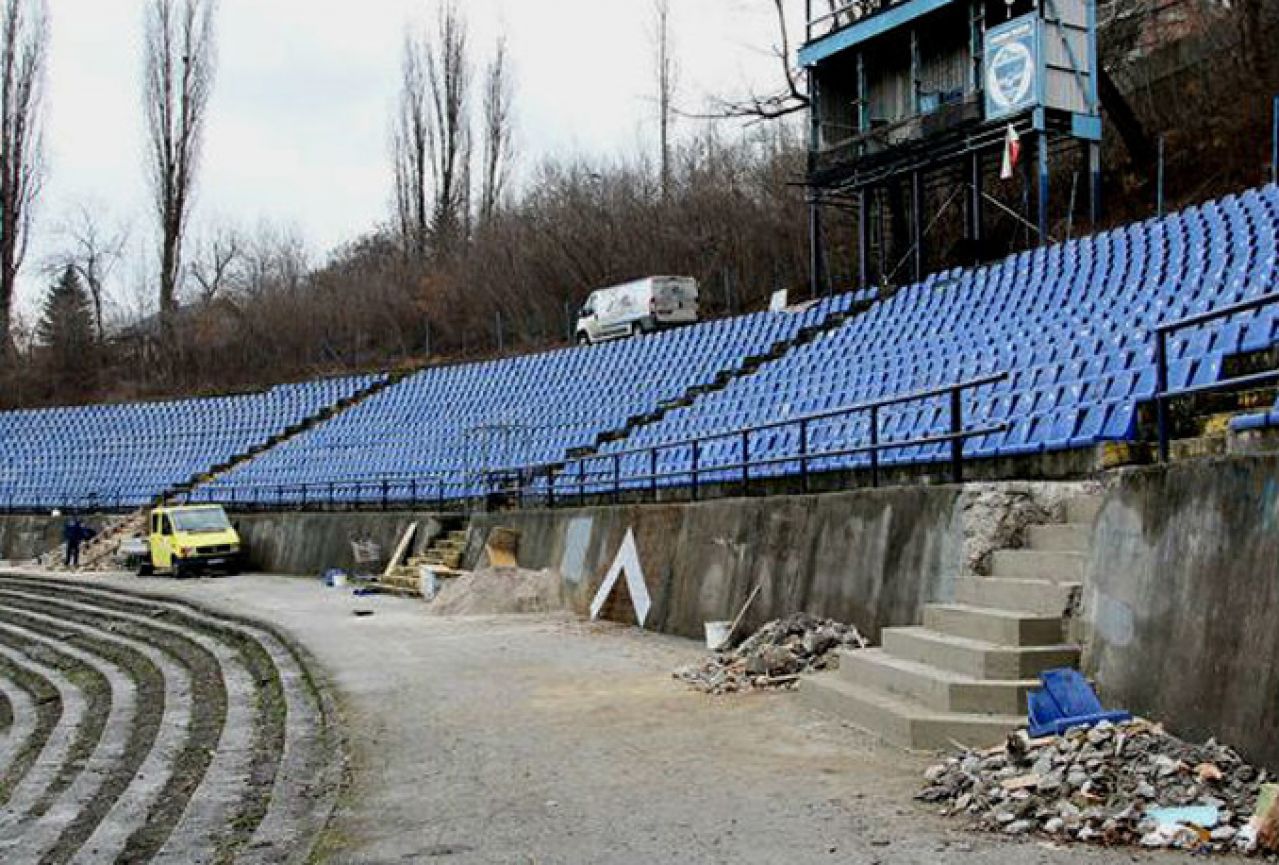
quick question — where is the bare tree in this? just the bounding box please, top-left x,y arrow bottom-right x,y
143,0 -> 217,324
425,1 -> 471,250
714,0 -> 809,121
46,203 -> 130,342
393,30 -> 431,259
478,34 -> 514,225
652,0 -> 679,197
189,222 -> 244,304
0,0 -> 47,364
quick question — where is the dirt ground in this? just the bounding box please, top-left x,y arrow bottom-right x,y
46,571 -> 1213,865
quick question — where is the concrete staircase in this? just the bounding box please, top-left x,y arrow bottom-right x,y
800,494 -> 1099,750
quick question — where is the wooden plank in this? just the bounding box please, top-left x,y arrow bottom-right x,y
383,523 -> 418,578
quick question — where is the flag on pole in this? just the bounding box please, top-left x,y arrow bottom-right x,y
1000,124 -> 1022,181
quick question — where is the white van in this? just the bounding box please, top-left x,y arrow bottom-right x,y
575,276 -> 699,345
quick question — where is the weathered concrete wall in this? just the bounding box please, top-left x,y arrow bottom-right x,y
0,514 -> 113,563
1081,455 -> 1279,769
467,487 -> 967,642
231,512 -> 449,575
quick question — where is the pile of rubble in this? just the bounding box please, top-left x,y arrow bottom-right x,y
918,719 -> 1278,854
674,613 -> 867,695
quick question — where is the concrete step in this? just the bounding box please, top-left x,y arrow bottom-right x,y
954,576 -> 1081,617
838,649 -> 1035,715
923,604 -> 1063,646
883,627 -> 1081,680
991,549 -> 1086,582
798,674 -> 1024,750
1065,496 -> 1102,525
1025,523 -> 1090,553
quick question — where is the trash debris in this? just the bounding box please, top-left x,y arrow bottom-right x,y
673,613 -> 867,695
918,719 -> 1270,854
322,569 -> 348,588
352,609 -> 375,618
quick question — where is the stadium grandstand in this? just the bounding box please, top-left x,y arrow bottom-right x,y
0,183 -> 1276,513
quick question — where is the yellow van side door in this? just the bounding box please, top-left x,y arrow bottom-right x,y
152,514 -> 175,569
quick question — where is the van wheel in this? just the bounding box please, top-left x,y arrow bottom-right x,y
174,559 -> 191,580
138,557 -> 154,577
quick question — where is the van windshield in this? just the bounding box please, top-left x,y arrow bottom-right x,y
171,509 -> 232,534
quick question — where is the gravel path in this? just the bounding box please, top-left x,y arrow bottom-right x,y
27,570 -> 1227,865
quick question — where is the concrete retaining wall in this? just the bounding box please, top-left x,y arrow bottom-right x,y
0,514 -> 112,564
1081,455 -> 1279,768
467,487 -> 967,642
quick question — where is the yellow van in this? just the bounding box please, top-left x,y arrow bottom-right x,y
140,505 -> 242,578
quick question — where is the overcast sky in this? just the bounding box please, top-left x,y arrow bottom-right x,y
22,0 -> 799,315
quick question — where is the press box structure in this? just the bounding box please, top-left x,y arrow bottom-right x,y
800,0 -> 1103,288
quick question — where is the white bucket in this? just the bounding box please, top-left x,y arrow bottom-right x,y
704,620 -> 733,651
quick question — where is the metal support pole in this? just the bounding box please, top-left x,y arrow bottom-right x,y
547,469 -> 556,509
1272,94 -> 1278,185
1155,331 -> 1170,463
869,406 -> 880,488
380,480 -> 388,510
808,198 -> 825,299
911,170 -> 923,282
649,449 -> 658,502
1156,135 -> 1165,217
1089,141 -> 1102,228
969,151 -> 983,263
612,454 -> 621,505
950,388 -> 965,484
800,420 -> 810,494
1037,131 -> 1050,246
741,431 -> 750,497
691,443 -> 700,502
858,188 -> 871,288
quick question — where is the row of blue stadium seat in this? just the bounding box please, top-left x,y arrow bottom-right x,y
0,375 -> 384,509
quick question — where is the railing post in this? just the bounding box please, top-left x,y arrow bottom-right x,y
579,460 -> 586,502
649,449 -> 658,502
410,478 -> 418,508
300,485 -> 307,509
276,485 -> 283,509
950,388 -> 964,484
437,477 -> 445,511
691,443 -> 700,502
380,479 -> 389,510
328,483 -> 335,510
741,431 -> 750,497
613,454 -> 621,505
870,405 -> 880,488
548,469 -> 557,509
800,419 -> 810,494
1156,329 -> 1171,463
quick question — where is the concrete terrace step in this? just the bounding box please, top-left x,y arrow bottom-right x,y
798,674 -> 1024,750
1065,496 -> 1102,526
922,603 -> 1063,646
954,576 -> 1081,617
837,649 -> 1036,715
883,627 -> 1080,680
991,549 -> 1087,582
1025,523 -> 1091,553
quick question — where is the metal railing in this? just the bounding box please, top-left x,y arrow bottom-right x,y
806,0 -> 889,41
1154,290 -> 1279,461
534,372 -> 1008,506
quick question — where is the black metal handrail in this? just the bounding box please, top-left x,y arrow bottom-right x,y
1154,290 -> 1279,461
537,372 -> 1009,505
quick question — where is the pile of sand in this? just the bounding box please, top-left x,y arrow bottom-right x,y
427,567 -> 565,616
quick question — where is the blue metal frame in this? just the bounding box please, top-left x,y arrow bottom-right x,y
800,0 -> 957,67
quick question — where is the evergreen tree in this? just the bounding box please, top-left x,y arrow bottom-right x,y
37,266 -> 96,389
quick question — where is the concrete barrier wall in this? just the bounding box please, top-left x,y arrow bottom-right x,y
1081,455 -> 1279,768
467,487 -> 966,642
0,514 -> 112,564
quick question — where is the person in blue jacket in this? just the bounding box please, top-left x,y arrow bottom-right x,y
64,516 -> 90,569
